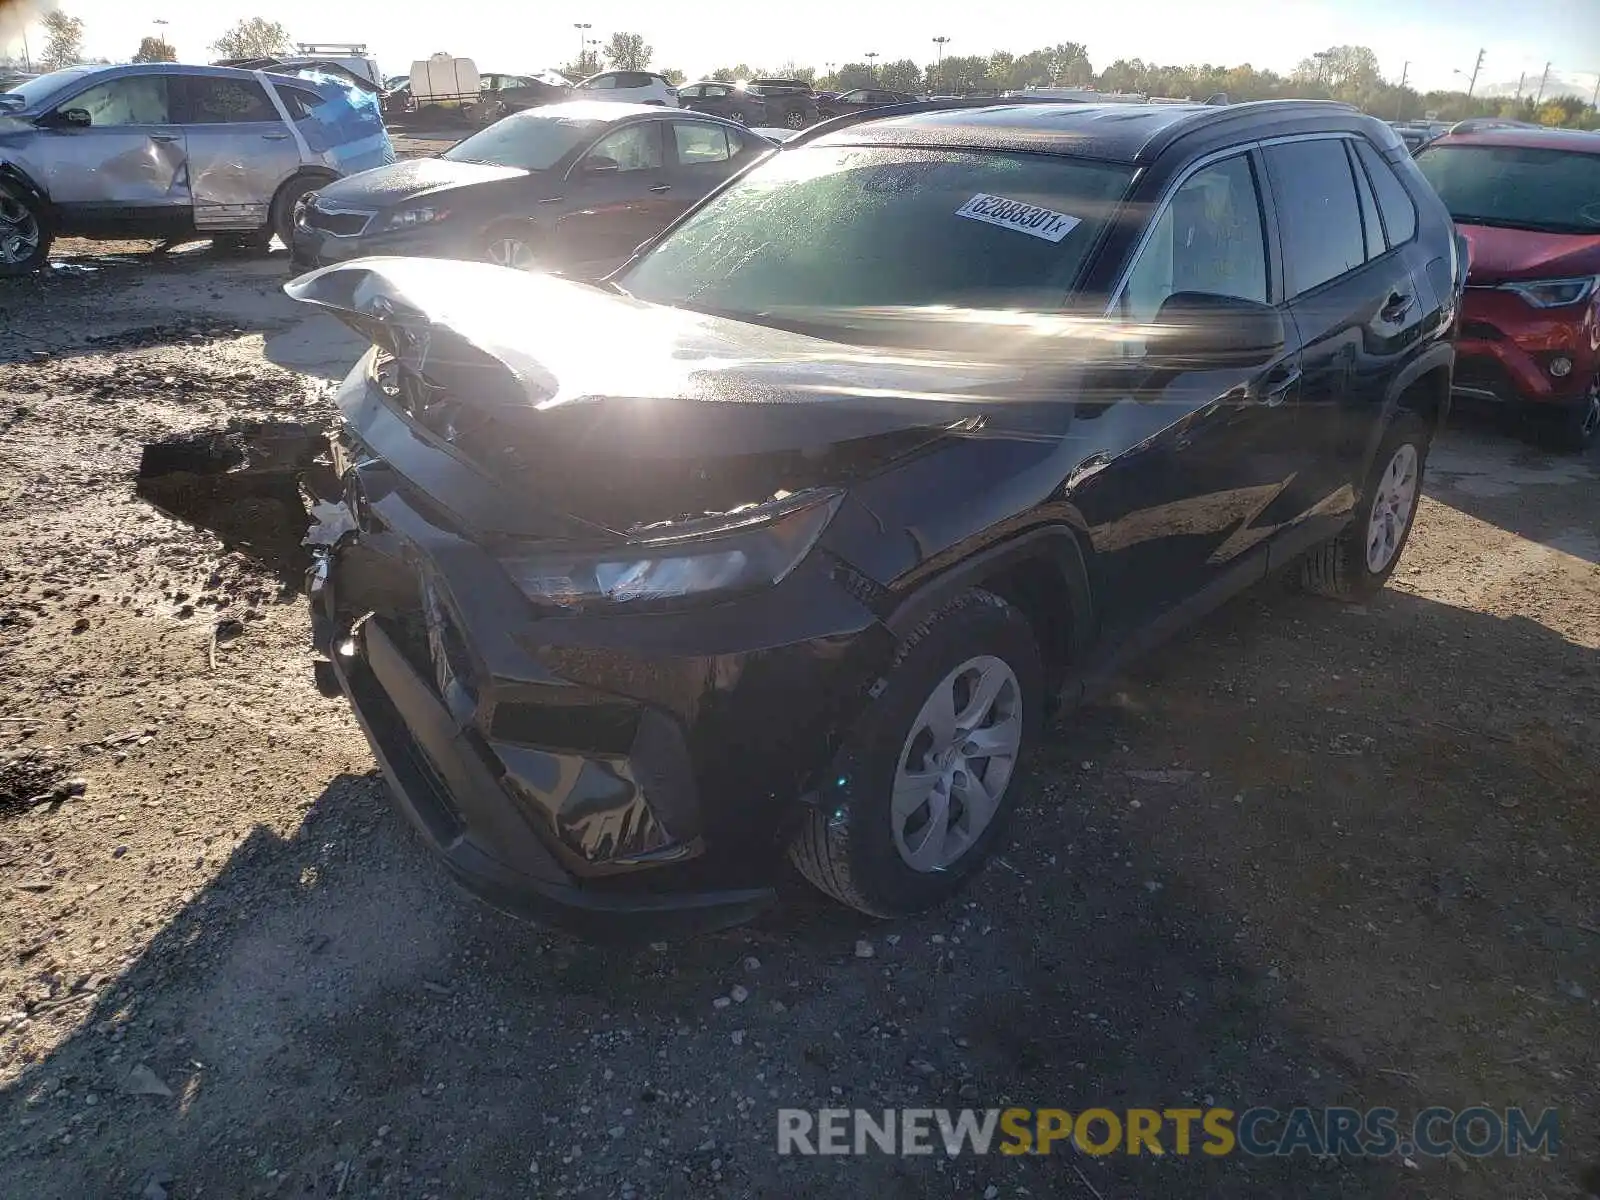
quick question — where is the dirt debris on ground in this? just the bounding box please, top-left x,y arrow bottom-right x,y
0,245 -> 1596,1199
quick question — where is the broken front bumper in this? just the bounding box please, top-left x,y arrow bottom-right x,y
306,462 -> 891,937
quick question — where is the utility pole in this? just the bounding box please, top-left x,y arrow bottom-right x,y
1534,61 -> 1551,105
1466,47 -> 1484,98
1514,71 -> 1524,101
1591,70 -> 1599,110
573,22 -> 590,75
1396,60 -> 1409,119
20,31 -> 30,72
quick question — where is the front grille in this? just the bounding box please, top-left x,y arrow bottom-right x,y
305,206 -> 373,237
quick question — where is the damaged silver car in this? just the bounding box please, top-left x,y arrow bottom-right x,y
0,62 -> 393,274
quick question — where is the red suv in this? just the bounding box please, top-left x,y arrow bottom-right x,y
1415,123 -> 1600,451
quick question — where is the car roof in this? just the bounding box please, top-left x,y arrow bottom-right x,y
808,99 -> 1385,164
526,99 -> 735,126
1428,126 -> 1600,154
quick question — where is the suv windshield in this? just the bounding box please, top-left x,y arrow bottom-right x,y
1415,143 -> 1600,235
442,110 -> 604,171
620,145 -> 1133,325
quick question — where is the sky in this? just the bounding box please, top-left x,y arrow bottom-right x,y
3,0 -> 1598,100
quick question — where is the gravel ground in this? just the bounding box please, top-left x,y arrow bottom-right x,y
0,245 -> 1597,1200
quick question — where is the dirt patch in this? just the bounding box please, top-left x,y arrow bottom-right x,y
0,256 -> 1597,1200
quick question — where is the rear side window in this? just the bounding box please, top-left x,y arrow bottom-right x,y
275,85 -> 325,121
618,73 -> 653,89
1353,140 -> 1418,246
184,76 -> 277,124
587,75 -> 616,90
1264,139 -> 1366,296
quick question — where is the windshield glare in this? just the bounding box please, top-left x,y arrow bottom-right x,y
442,111 -> 603,171
1415,143 -> 1600,235
621,146 -> 1133,322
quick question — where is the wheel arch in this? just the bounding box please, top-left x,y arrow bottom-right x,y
0,160 -> 54,218
884,525 -> 1096,700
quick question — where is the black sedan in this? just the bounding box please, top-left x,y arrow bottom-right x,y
818,87 -> 919,118
479,71 -> 572,119
291,103 -> 771,276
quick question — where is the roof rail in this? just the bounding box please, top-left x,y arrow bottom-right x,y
785,94 -> 1085,147
1447,116 -> 1540,135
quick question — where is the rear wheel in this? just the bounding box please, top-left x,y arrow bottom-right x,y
784,108 -> 808,129
1301,413 -> 1430,601
0,184 -> 50,277
271,175 -> 324,253
788,590 -> 1044,917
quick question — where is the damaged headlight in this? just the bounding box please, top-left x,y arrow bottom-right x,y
498,489 -> 843,610
382,205 -> 451,230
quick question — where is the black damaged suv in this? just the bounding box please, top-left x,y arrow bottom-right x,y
289,99 -> 1463,936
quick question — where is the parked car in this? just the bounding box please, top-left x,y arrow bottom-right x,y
0,62 -> 393,275
1415,123 -> 1600,450
291,102 -> 769,275
574,70 -> 678,107
818,87 -> 919,118
677,80 -> 764,124
744,78 -> 820,130
289,98 -> 1460,936
478,71 -> 572,120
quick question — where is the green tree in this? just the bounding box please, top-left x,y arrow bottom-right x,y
210,17 -> 291,59
878,58 -> 922,93
709,63 -> 760,83
604,31 -> 651,72
929,54 -> 991,94
132,35 -> 177,63
40,11 -> 86,70
659,67 -> 686,86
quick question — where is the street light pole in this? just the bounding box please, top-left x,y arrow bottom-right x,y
865,51 -> 878,82
573,22 -> 591,74
932,36 -> 949,92
1466,47 -> 1484,98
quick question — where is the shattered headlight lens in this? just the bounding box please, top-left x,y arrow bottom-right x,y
1502,277 -> 1599,309
382,205 -> 450,230
498,490 -> 843,610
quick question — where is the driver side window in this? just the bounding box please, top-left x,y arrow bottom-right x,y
1121,153 -> 1269,346
57,75 -> 171,126
583,123 -> 663,172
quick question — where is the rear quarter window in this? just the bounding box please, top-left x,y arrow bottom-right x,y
1354,140 -> 1418,245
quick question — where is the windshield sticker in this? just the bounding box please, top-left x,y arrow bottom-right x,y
955,193 -> 1081,242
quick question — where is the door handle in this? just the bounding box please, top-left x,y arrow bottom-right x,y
262,132 -> 291,141
1253,365 -> 1302,407
647,183 -> 672,193
150,133 -> 180,143
1379,292 -> 1414,324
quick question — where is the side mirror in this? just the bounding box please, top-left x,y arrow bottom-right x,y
581,155 -> 620,174
51,108 -> 93,128
1149,291 -> 1285,368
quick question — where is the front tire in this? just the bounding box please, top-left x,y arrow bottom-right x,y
1301,413 -> 1430,601
788,589 -> 1044,917
271,175 -> 324,253
0,184 -> 50,277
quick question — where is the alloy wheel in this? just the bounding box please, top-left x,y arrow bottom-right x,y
785,110 -> 807,129
485,238 -> 538,271
0,194 -> 41,266
1365,442 -> 1419,574
890,655 -> 1022,872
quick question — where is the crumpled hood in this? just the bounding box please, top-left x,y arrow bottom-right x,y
311,157 -> 528,209
285,256 -> 1028,457
1458,222 -> 1600,285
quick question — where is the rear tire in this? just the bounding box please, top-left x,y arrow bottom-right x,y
0,183 -> 50,278
784,108 -> 808,129
271,175 -> 324,254
1301,412 -> 1430,601
788,589 -> 1044,917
